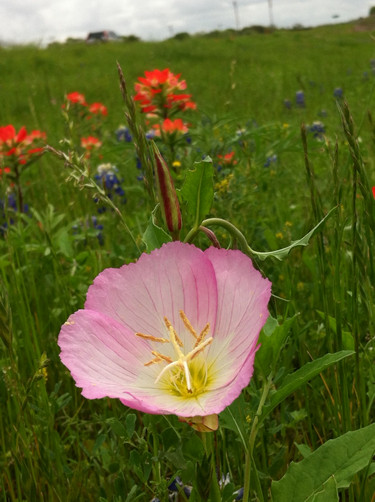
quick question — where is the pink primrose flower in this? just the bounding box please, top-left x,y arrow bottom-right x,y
58,242 -> 271,421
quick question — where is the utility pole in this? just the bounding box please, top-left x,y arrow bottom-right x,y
268,0 -> 274,27
232,1 -> 240,30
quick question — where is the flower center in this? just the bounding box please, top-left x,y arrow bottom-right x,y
135,311 -> 213,398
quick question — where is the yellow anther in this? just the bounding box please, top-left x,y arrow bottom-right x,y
151,350 -> 173,363
168,325 -> 185,359
135,332 -> 170,343
144,357 -> 162,367
194,323 -> 210,348
179,310 -> 197,339
164,317 -> 183,346
190,337 -> 213,359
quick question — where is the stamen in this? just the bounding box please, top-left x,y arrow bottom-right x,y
179,310 -> 197,339
141,313 -> 214,396
154,360 -> 179,383
190,337 -> 213,359
194,323 -> 210,348
136,332 -> 170,343
164,317 -> 183,346
151,350 -> 173,363
183,360 -> 192,392
168,325 -> 185,359
144,357 -> 162,366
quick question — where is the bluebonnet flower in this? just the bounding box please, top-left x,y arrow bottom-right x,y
145,129 -> 157,140
284,98 -> 292,110
235,487 -> 244,500
135,157 -> 145,181
94,163 -> 127,210
333,87 -> 343,99
307,121 -> 325,140
0,193 -> 30,235
295,90 -> 305,108
115,125 -> 132,142
72,216 -> 104,246
264,154 -> 277,168
168,476 -> 192,498
91,215 -> 104,245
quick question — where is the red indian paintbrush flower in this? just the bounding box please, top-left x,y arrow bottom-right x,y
0,124 -> 46,171
217,151 -> 238,168
66,91 -> 87,106
152,118 -> 189,137
134,68 -> 196,118
88,102 -> 108,116
81,136 -> 102,150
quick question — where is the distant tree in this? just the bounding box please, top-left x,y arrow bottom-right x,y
370,6 -> 375,16
173,32 -> 190,41
122,35 -> 140,42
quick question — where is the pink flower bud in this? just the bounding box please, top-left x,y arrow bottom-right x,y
151,142 -> 182,238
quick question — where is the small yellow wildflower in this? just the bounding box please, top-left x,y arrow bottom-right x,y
172,160 -> 181,169
276,232 -> 284,239
215,174 -> 233,194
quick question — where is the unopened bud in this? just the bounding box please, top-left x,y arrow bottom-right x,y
151,142 -> 182,238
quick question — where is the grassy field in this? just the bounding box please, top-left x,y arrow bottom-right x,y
1,21 -> 375,501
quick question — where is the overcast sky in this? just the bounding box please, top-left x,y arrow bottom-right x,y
0,0 -> 372,45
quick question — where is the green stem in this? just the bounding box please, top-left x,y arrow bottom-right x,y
243,375 -> 273,502
201,432 -> 222,502
152,429 -> 161,486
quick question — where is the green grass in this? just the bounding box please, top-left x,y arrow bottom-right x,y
1,22 -> 375,501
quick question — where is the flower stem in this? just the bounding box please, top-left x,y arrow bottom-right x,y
242,375 -> 273,502
200,432 -> 221,502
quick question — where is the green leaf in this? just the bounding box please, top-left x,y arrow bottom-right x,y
180,157 -> 214,227
108,417 -> 127,437
125,413 -> 137,439
307,476 -> 338,502
255,314 -> 298,376
142,206 -> 172,252
260,350 -> 354,423
56,227 -> 74,257
252,207 -> 337,261
271,423 -> 375,501
316,311 -> 354,350
219,394 -> 248,451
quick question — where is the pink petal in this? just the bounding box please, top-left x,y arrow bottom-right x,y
85,242 -> 218,349
203,247 -> 271,387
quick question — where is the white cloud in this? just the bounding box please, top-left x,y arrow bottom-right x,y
0,0 -> 371,45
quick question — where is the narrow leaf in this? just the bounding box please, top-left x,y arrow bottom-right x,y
255,314 -> 298,376
252,207 -> 337,261
260,350 -> 354,423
